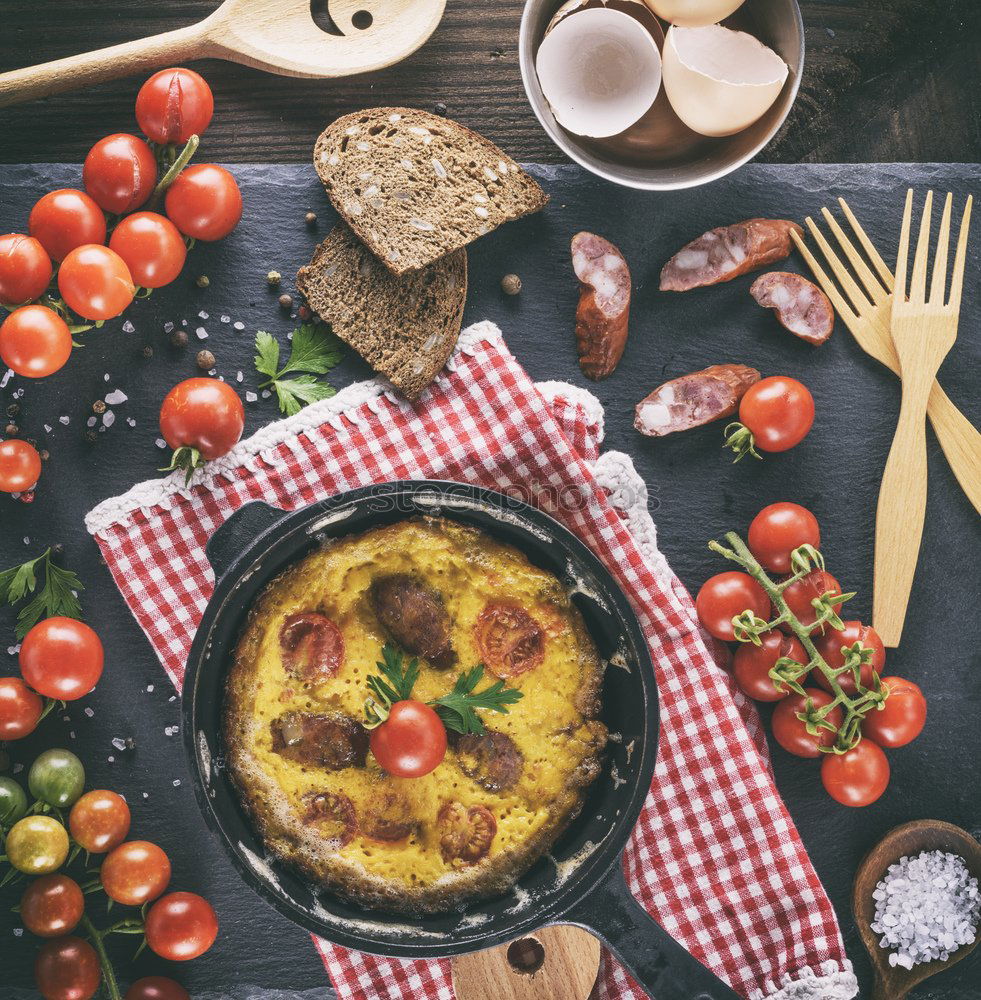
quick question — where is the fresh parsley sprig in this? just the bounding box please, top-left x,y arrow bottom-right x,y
432,665 -> 524,736
364,643 -> 421,728
254,321 -> 343,416
0,548 -> 84,639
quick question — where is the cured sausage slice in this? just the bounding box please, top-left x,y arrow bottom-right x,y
301,791 -> 356,848
370,574 -> 456,669
453,730 -> 524,792
437,802 -> 497,865
634,364 -> 761,437
270,712 -> 369,770
660,219 -> 803,292
750,271 -> 835,345
571,231 -> 631,380
360,790 -> 417,843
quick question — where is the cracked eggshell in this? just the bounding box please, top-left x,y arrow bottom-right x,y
549,0 -> 665,46
661,24 -> 789,137
643,0 -> 747,28
536,7 -> 663,139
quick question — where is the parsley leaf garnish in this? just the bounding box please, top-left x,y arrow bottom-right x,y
254,321 -> 343,416
364,643 -> 421,728
0,548 -> 85,639
433,665 -> 523,735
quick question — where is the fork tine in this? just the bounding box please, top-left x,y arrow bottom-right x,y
803,216 -> 873,315
838,197 -> 895,291
895,188 -> 913,300
929,193 -> 953,305
947,195 -> 974,312
909,190 -> 933,304
790,228 -> 859,326
821,207 -> 890,305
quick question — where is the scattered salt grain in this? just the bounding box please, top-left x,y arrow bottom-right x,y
104,373 -> 110,381
105,389 -> 128,405
173,779 -> 181,787
88,417 -> 98,428
13,928 -> 23,937
245,391 -> 258,403
233,321 -> 245,331
126,418 -> 136,428
146,685 -> 154,693
143,792 -> 149,799
107,756 -> 115,763
164,322 -> 175,334
198,310 -> 209,319
7,645 -> 20,656
44,424 -> 52,433
59,416 -> 69,425
261,389 -> 271,399
155,439 -> 167,450
84,707 -> 95,717
12,763 -> 23,774
122,320 -> 135,333
195,327 -> 208,339
111,737 -> 127,751
220,314 -> 230,323
1,369 -> 12,388
236,371 -> 243,383
102,411 -> 115,428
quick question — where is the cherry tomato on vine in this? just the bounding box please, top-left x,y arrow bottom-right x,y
728,376 -> 814,460
136,68 -> 214,145
20,617 -> 104,700
58,244 -> 135,321
813,621 -> 885,695
35,935 -> 101,1000
100,840 -> 171,905
165,163 -> 242,241
145,891 -> 219,961
5,814 -> 69,874
29,189 -> 107,263
0,305 -> 72,378
771,688 -> 842,758
83,133 -> 158,214
0,774 -> 29,825
125,978 -> 191,1000
109,211 -> 186,288
0,233 -> 52,305
780,569 -> 843,633
369,700 -> 447,778
731,630 -> 806,702
821,739 -> 890,806
21,874 -> 85,938
159,377 -> 245,468
0,675 -> 43,739
695,571 -> 770,641
29,749 -> 86,809
69,789 -> 131,853
862,677 -> 926,748
0,438 -> 42,493
747,502 -> 820,574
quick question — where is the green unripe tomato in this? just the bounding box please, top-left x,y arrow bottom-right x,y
5,814 -> 69,873
0,774 -> 28,825
29,748 -> 85,808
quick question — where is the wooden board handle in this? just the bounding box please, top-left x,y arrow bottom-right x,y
0,23 -> 213,107
927,381 -> 981,516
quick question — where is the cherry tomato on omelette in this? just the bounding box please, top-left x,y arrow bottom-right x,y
125,978 -> 191,1000
145,892 -> 219,961
474,603 -> 545,677
58,245 -> 135,321
780,569 -> 842,633
731,630 -> 806,702
821,739 -> 890,807
695,572 -> 770,641
5,814 -> 69,874
69,789 -> 131,853
369,700 -> 447,778
747,502 -> 820,574
35,935 -> 101,1000
165,164 -> 242,241
19,617 -> 104,700
136,68 -> 214,145
727,376 -> 814,460
771,688 -> 842,758
100,841 -> 171,906
109,212 -> 186,288
813,620 -> 885,695
29,189 -> 106,263
83,133 -> 157,214
160,378 -> 245,462
0,438 -> 42,493
0,676 -> 43,739
21,874 -> 85,938
0,305 -> 72,378
862,677 -> 926,748
0,233 -> 51,305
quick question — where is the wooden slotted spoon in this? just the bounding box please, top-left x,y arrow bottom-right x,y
0,0 -> 446,107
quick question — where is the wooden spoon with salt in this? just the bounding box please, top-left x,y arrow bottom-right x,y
853,819 -> 981,1000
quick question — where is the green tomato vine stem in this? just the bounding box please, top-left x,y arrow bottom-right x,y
81,912 -> 123,1000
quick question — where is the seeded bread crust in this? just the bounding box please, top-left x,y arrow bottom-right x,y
314,108 -> 549,275
296,223 -> 467,400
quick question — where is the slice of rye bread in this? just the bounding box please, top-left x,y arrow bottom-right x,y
314,107 -> 548,276
296,223 -> 467,401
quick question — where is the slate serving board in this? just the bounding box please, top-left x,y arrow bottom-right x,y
1,163 -> 978,999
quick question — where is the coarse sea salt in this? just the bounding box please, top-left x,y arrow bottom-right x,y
871,850 -> 980,969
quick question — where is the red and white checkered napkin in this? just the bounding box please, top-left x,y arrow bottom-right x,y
85,322 -> 857,1000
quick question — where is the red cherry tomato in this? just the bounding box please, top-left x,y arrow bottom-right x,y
58,245 -> 135,321
83,134 -> 158,214
109,212 -> 186,288
21,874 -> 85,937
0,439 -> 42,493
736,376 -> 815,454
69,790 -> 131,853
145,892 -> 218,961
731,630 -> 806,702
781,569 -> 842,632
0,675 -> 43,739
159,378 -> 245,462
771,688 -> 842,758
821,739 -> 890,807
813,621 -> 885,694
34,936 -> 101,1000
369,700 -> 447,778
136,68 -> 214,145
862,677 -> 927,748
19,618 -> 104,701
474,603 -> 545,677
125,978 -> 191,1000
29,190 -> 106,263
100,841 -> 171,906
165,164 -> 242,242
0,233 -> 52,305
747,502 -> 821,574
0,305 -> 72,378
695,571 -> 771,641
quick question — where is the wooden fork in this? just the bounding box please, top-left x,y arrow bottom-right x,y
792,201 -> 981,519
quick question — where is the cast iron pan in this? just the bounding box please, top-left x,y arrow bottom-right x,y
182,480 -> 740,1000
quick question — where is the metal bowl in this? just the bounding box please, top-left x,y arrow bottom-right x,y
518,0 -> 804,190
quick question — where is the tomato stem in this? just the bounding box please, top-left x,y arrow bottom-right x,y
81,912 -> 122,1000
150,134 -> 200,206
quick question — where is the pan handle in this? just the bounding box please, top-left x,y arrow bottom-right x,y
561,858 -> 741,1000
206,501 -> 288,580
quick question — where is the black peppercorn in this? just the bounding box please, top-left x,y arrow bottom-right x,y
170,329 -> 189,348
305,211 -> 317,226
84,430 -> 98,443
278,293 -> 293,310
196,349 -> 216,370
196,274 -> 210,288
92,399 -> 106,414
142,345 -> 154,359
4,423 -> 17,436
6,403 -> 20,418
434,102 -> 448,116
